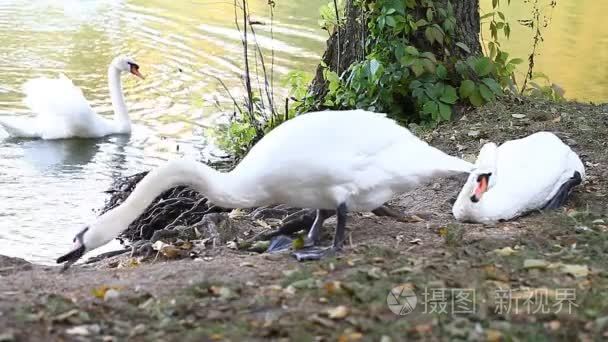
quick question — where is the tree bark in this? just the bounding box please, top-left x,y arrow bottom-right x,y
309,0 -> 481,106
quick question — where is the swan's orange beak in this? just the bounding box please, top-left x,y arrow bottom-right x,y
130,64 -> 145,79
471,174 -> 490,203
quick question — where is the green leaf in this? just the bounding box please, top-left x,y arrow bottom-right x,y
369,59 -> 381,77
415,19 -> 428,27
498,11 -> 505,20
433,27 -> 444,45
459,80 -> 475,98
504,23 -> 511,38
405,46 -> 420,56
409,80 -> 422,89
469,89 -> 484,107
481,78 -> 503,95
455,42 -> 471,53
436,64 -> 448,79
455,61 -> 468,75
509,58 -> 524,65
479,83 -> 495,101
474,57 -> 494,76
411,60 -> 424,77
421,58 -> 436,73
422,101 -> 439,116
440,85 -> 458,104
421,52 -> 437,63
386,15 -> 397,27
438,102 -> 452,120
480,12 -> 494,20
400,54 -> 416,66
425,27 -> 435,44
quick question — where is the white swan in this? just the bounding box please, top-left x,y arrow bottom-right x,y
57,109 -> 474,268
0,55 -> 144,139
452,131 -> 585,224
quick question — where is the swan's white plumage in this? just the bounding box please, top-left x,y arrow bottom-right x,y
0,56 -> 138,140
60,109 -> 475,260
452,131 -> 585,223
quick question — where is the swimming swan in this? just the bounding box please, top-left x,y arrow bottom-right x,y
0,55 -> 144,139
452,131 -> 585,224
57,109 -> 474,268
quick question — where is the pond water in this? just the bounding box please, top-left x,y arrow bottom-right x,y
0,0 -> 326,264
480,0 -> 608,102
0,0 -> 606,265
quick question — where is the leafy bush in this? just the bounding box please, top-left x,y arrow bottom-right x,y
320,0 -> 520,125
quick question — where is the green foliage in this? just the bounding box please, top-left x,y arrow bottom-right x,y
482,0 -> 561,100
211,70 -> 314,158
319,0 -> 346,34
213,117 -> 259,157
320,0 -> 511,125
523,72 -> 565,102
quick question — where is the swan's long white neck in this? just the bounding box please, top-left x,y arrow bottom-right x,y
108,65 -> 131,133
93,159 -> 264,247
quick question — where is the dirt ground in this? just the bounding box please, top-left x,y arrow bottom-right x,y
1,98 -> 607,341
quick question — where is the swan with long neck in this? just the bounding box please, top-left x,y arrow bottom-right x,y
0,55 -> 144,139
452,131 -> 585,223
57,109 -> 475,268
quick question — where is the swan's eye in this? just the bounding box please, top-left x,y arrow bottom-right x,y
476,173 -> 492,182
127,62 -> 139,70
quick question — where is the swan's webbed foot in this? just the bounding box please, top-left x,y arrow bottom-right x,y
265,209 -> 333,253
267,235 -> 295,253
293,246 -> 341,261
293,203 -> 347,262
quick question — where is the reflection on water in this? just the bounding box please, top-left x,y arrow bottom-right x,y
0,0 -> 326,264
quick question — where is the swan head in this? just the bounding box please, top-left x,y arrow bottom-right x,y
56,212 -> 122,270
111,55 -> 145,79
469,142 -> 498,203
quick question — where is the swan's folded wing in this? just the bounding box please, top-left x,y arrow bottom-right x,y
22,74 -> 94,121
0,116 -> 40,138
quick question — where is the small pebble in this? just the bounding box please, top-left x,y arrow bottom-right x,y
104,289 -> 120,301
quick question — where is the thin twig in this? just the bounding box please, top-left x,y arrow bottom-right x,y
202,71 -> 243,116
240,0 -> 255,117
333,0 -> 341,74
269,1 -> 276,116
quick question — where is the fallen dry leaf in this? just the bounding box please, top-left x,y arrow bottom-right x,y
486,329 -> 503,342
327,305 -> 350,319
559,264 -> 589,278
338,332 -> 364,342
511,113 -> 527,119
389,266 -> 413,275
255,219 -> 272,229
309,314 -> 336,328
410,324 -> 432,335
523,259 -> 549,269
91,285 -> 121,299
492,246 -> 517,256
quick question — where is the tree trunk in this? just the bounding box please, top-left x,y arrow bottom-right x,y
309,0 -> 481,105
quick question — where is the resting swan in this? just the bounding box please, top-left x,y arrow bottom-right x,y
0,55 -> 144,139
452,131 -> 585,223
57,109 -> 474,268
